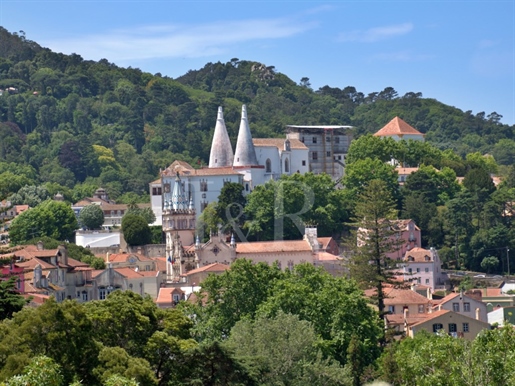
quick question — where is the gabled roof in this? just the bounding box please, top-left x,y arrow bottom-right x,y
409,309 -> 451,326
404,247 -> 433,262
374,117 -> 424,137
315,252 -> 341,261
106,253 -> 153,263
185,263 -> 230,275
236,240 -> 312,254
317,237 -> 333,250
364,287 -> 432,305
156,287 -> 185,305
252,138 -> 307,150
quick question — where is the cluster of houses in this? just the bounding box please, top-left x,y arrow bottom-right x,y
1,109 -> 512,340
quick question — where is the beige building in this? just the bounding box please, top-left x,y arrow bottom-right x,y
434,292 -> 488,322
408,309 -> 490,340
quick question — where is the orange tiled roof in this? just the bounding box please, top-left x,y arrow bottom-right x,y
114,267 -> 144,279
106,253 -> 153,263
236,240 -> 311,254
364,287 -> 431,305
185,263 -> 230,275
396,167 -> 420,175
317,237 -> 333,250
374,117 -> 424,137
154,257 -> 167,272
385,313 -> 431,326
156,287 -> 185,304
252,138 -> 307,150
404,247 -> 433,262
315,251 -> 341,261
162,160 -> 241,177
409,309 -> 451,326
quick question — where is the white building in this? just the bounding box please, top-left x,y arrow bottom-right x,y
151,105 -> 310,221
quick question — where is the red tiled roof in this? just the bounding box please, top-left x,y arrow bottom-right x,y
364,287 -> 431,305
396,167 -> 419,175
185,263 -> 230,275
252,138 -> 307,150
236,240 -> 311,254
409,309 -> 451,326
315,252 -> 341,261
404,247 -> 433,262
114,267 -> 144,279
317,237 -> 333,250
374,117 -> 424,137
156,287 -> 185,304
106,253 -> 153,263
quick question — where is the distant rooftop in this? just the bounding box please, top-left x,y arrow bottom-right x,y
286,125 -> 353,129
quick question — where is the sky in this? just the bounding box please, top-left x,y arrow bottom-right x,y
1,0 -> 514,125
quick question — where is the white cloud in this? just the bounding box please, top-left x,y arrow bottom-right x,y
43,18 -> 316,62
338,22 -> 413,43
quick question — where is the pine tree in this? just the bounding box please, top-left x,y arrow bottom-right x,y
347,179 -> 402,321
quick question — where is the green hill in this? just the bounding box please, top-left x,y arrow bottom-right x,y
0,27 -> 513,202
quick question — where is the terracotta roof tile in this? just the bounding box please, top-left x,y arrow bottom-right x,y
364,287 -> 431,305
236,240 -> 311,254
252,138 -> 308,150
374,117 -> 424,137
156,287 -> 185,304
114,267 -> 144,279
185,263 -> 230,275
315,252 -> 341,261
106,253 -> 153,263
404,247 -> 433,262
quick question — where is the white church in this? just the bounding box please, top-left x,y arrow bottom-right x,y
150,105 -> 310,225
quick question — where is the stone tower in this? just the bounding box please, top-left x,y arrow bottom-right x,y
163,172 -> 196,281
233,105 -> 258,167
209,106 -> 234,168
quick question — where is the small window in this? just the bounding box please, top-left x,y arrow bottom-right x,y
245,183 -> 249,192
453,303 -> 460,312
408,268 -> 412,273
200,181 -> 208,192
312,137 -> 317,144
425,278 -> 429,284
463,323 -> 469,332
433,323 -> 443,333
266,159 -> 272,173
418,304 -> 425,313
284,158 -> 290,173
301,137 -> 305,143
99,288 -> 106,300
464,303 -> 470,312
449,323 -> 457,333
326,151 -> 331,157
312,152 -> 318,161
334,137 -> 340,144
302,160 -> 306,166
388,305 -> 395,314
82,291 -> 88,301
326,136 -> 331,142
425,267 -> 429,273
416,268 -> 420,273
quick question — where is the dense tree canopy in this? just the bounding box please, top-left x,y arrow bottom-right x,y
79,204 -> 105,229
8,200 -> 77,244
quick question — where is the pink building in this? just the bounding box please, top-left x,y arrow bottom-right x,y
386,219 -> 421,260
1,262 -> 25,293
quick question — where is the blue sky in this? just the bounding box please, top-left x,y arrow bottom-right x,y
1,1 -> 514,124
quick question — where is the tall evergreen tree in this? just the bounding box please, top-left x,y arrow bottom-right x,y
347,179 -> 401,326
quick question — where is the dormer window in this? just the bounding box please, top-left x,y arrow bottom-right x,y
424,256 -> 430,261
408,256 -> 414,262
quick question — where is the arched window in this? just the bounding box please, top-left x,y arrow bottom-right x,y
284,158 -> 290,173
266,159 -> 272,173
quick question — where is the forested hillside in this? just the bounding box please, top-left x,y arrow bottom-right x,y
0,27 -> 513,204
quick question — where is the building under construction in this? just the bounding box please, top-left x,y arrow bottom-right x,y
285,125 -> 353,180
